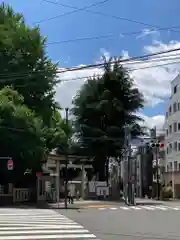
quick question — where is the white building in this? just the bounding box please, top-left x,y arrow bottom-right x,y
165,74 -> 180,172
164,74 -> 180,197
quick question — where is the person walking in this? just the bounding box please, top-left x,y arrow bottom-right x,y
68,189 -> 74,204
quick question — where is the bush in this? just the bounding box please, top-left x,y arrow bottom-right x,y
161,186 -> 173,199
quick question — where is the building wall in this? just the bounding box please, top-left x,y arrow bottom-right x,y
165,73 -> 180,172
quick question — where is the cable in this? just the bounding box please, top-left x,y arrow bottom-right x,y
59,60 -> 180,83
41,0 -> 180,34
55,47 -> 180,74
34,0 -> 110,24
46,26 -> 180,45
0,48 -> 179,81
1,58 -> 180,87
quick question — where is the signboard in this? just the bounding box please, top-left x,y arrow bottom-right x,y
96,186 -> 109,196
36,172 -> 41,177
7,159 -> 13,170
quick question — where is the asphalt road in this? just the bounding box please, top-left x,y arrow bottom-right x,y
57,206 -> 180,240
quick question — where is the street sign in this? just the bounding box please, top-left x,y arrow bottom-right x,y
36,172 -> 41,177
7,159 -> 13,170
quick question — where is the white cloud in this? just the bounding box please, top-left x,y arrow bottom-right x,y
136,28 -> 160,39
55,36 -> 180,130
138,113 -> 165,133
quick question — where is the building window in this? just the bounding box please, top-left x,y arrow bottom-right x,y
178,123 -> 180,131
169,106 -> 172,115
174,161 -> 178,171
178,102 -> 180,111
166,112 -> 168,118
174,142 -> 178,151
166,129 -> 168,136
169,143 -> 172,153
169,162 -> 172,171
173,102 -> 177,113
169,124 -> 172,134
174,85 -> 177,94
174,122 -> 177,132
178,142 -> 180,151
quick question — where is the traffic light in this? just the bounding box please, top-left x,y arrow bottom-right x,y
149,141 -> 164,148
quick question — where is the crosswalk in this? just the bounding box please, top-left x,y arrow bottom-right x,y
0,208 -> 98,239
97,205 -> 180,211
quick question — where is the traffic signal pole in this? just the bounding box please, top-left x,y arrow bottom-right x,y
64,108 -> 69,209
155,146 -> 160,200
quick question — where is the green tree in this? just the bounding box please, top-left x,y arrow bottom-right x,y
0,3 -> 58,124
0,87 -> 45,185
72,58 -> 144,180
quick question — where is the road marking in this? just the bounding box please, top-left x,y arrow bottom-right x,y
130,206 -> 141,210
140,206 -> 155,210
0,208 -> 98,239
0,234 -> 97,239
110,207 -> 118,210
120,207 -> 130,210
154,206 -> 168,210
87,204 -> 113,208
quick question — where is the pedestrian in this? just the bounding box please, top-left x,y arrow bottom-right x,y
68,190 -> 71,204
68,189 -> 74,204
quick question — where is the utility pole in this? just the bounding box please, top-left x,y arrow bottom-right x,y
127,127 -> 133,205
64,107 -> 69,209
123,126 -> 129,204
124,125 -> 134,205
150,127 -> 160,200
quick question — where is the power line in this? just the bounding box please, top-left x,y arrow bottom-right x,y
46,26 -> 180,45
1,58 -> 180,87
41,0 -> 180,34
0,47 -> 179,80
59,60 -> 180,83
56,47 -> 180,74
34,0 -> 110,24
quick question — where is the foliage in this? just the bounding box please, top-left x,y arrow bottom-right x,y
0,3 -> 71,186
0,87 -> 45,184
161,186 -> 173,199
0,3 -> 58,124
72,57 -> 144,180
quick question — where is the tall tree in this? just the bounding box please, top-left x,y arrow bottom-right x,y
0,87 -> 45,186
0,3 -> 58,124
72,58 -> 144,180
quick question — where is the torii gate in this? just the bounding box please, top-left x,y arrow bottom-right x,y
37,152 -> 93,203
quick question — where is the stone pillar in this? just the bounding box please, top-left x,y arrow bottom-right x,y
81,165 -> 85,199
56,160 -> 60,203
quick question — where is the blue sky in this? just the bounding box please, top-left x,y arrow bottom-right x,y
3,0 -> 180,129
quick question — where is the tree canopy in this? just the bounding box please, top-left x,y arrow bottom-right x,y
0,3 -> 68,186
0,3 -> 58,124
72,58 -> 144,180
0,87 -> 45,185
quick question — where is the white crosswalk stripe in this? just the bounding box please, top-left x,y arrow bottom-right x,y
97,205 -> 180,211
0,208 -> 98,239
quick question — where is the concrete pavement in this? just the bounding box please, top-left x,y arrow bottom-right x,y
59,204 -> 180,240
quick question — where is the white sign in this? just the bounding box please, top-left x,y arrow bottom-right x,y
88,181 -> 108,193
7,159 -> 13,170
96,186 -> 109,196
